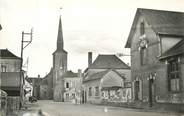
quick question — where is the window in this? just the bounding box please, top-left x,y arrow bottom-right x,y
140,22 -> 145,35
1,65 -> 7,72
88,87 -> 92,97
66,82 -> 69,88
95,87 -> 100,96
168,59 -> 180,92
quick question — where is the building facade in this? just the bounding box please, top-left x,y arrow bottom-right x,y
125,8 -> 184,108
26,75 -> 42,100
39,16 -> 83,102
83,53 -> 131,104
0,49 -> 24,109
63,70 -> 82,103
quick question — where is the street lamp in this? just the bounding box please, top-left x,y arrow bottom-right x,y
147,72 -> 156,107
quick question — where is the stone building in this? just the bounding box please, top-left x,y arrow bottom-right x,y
0,49 -> 24,109
39,16 -> 83,102
82,53 -> 131,104
125,8 -> 184,109
39,15 -> 67,101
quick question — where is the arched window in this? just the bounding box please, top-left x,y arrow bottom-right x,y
140,22 -> 145,35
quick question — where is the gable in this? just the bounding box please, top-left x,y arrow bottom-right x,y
129,13 -> 159,52
125,8 -> 184,48
101,70 -> 124,88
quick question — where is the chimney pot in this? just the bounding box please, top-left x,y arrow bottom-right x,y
88,52 -> 92,67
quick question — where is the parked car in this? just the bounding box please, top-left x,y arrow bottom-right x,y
29,96 -> 37,103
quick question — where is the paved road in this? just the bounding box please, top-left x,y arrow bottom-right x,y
19,100 -> 183,116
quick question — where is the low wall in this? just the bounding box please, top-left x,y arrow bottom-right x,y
7,96 -> 20,115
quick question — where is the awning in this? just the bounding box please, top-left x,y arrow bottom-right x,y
0,72 -> 22,88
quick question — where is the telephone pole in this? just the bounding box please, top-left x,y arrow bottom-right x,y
20,28 -> 33,108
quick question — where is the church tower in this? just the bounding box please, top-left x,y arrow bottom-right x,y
53,16 -> 67,101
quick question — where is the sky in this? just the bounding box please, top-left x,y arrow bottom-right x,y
0,0 -> 184,77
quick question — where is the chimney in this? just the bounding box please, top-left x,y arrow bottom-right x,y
88,52 -> 92,67
78,69 -> 82,78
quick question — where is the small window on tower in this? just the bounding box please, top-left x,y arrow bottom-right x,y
66,82 -> 69,88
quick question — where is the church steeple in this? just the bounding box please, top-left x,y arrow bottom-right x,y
57,16 -> 64,50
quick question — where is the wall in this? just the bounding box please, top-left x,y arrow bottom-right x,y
53,51 -> 67,101
40,85 -> 48,100
64,77 -> 82,102
130,13 -> 184,105
83,79 -> 102,104
0,59 -> 21,72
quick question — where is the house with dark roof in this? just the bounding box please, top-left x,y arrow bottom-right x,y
82,53 -> 131,104
125,8 -> 184,110
0,49 -> 24,109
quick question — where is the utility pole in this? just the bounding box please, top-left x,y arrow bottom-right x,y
20,28 -> 33,108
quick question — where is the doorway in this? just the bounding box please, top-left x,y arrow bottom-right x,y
148,79 -> 155,107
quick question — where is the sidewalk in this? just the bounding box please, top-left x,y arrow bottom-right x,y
95,102 -> 184,115
16,102 -> 39,116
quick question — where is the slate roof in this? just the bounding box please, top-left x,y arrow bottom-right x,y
0,49 -> 20,59
89,55 -> 130,69
84,70 -> 109,82
0,72 -> 21,89
62,70 -> 78,78
159,39 -> 184,59
53,49 -> 68,55
84,69 -> 125,82
125,8 -> 184,48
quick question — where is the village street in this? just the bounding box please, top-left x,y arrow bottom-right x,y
17,100 -> 183,116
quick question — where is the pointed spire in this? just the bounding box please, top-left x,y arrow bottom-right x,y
57,16 -> 64,50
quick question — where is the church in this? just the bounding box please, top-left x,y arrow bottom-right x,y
39,16 -> 82,102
